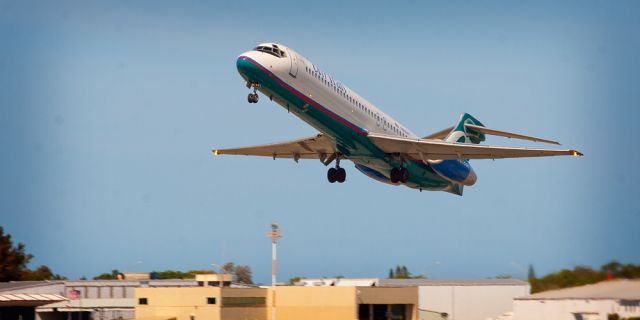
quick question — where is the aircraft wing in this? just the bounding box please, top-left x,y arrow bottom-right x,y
213,134 -> 337,163
368,133 -> 582,160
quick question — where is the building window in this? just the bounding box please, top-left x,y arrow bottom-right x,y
139,298 -> 148,305
207,297 -> 216,305
222,297 -> 266,306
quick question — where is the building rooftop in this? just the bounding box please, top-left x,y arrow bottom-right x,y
296,278 -> 378,286
0,281 -> 64,292
378,278 -> 529,287
516,280 -> 640,300
0,293 -> 66,307
295,278 -> 529,287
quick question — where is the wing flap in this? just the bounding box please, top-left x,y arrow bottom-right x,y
213,134 -> 336,160
368,133 -> 582,160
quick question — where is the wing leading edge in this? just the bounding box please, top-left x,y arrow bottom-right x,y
213,134 -> 336,163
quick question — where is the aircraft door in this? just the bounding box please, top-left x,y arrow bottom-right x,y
287,49 -> 299,78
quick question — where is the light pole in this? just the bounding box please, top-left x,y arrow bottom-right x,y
266,223 -> 282,320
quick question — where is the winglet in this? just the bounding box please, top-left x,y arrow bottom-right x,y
572,150 -> 583,157
213,149 -> 219,156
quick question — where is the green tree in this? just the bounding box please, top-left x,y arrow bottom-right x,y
288,276 -> 303,285
235,265 -> 253,284
0,226 -> 62,281
388,265 -> 424,279
219,262 -> 253,284
0,226 -> 33,281
94,269 -> 120,280
24,266 -> 54,280
527,265 -> 536,282
221,262 -> 236,274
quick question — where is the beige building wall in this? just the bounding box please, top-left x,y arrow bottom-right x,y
135,287 -> 267,320
135,286 -> 416,320
358,286 -> 418,320
136,287 -> 222,320
221,288 -> 268,320
270,286 -> 417,320
271,286 -> 357,320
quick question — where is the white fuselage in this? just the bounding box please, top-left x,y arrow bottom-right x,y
241,43 -> 418,140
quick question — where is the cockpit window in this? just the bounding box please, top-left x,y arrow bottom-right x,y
254,45 -> 287,58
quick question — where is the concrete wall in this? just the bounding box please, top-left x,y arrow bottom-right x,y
419,285 -> 529,320
513,299 -> 640,320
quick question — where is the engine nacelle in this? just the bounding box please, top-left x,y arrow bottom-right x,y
354,164 -> 394,185
428,159 -> 477,186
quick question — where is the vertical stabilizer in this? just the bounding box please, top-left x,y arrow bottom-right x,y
445,113 -> 486,144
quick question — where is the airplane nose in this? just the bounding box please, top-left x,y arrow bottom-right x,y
236,55 -> 260,80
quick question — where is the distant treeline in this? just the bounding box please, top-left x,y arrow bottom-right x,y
93,262 -> 253,284
529,261 -> 640,293
93,269 -> 214,280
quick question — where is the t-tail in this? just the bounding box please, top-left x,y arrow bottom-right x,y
444,113 -> 486,144
429,113 -> 485,196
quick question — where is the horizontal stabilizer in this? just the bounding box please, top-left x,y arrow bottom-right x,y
464,124 -> 560,145
368,133 -> 582,161
422,126 -> 454,140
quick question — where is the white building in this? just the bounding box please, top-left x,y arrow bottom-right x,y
513,279 -> 640,320
380,279 -> 530,320
296,278 -> 531,320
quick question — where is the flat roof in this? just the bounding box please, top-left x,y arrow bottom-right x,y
379,278 -> 529,287
0,293 -> 66,307
516,280 -> 640,300
295,278 -> 529,287
0,281 -> 64,292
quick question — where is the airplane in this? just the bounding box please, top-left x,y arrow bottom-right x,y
213,43 -> 582,195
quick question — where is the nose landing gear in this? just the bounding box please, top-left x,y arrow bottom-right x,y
247,82 -> 260,103
327,155 -> 346,183
248,92 -> 259,103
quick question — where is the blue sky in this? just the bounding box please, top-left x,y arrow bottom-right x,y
1,1 -> 639,283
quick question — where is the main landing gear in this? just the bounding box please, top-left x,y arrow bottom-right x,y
247,82 -> 260,103
390,162 -> 409,184
327,156 -> 346,183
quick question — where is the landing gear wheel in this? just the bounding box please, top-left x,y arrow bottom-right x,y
247,93 -> 259,103
390,168 -> 400,183
336,167 -> 346,183
390,168 -> 409,183
400,167 -> 409,183
327,167 -> 337,183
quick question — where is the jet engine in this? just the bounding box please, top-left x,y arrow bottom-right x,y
428,159 -> 477,186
